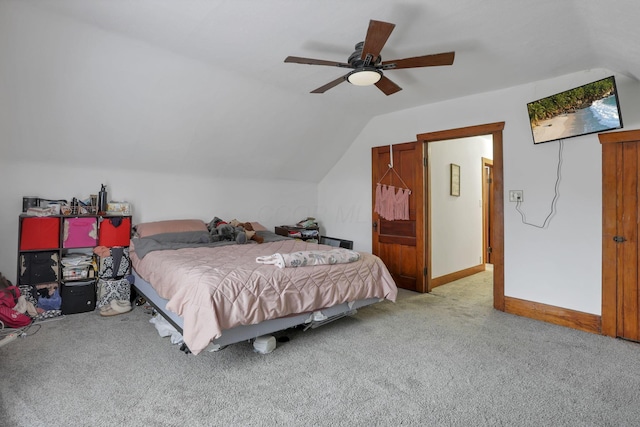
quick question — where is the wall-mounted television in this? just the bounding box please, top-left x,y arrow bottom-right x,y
527,76 -> 623,145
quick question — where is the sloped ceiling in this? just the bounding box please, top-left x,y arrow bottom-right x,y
1,0 -> 639,182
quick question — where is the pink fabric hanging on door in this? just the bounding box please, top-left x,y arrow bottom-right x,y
375,183 -> 410,221
394,188 -> 410,220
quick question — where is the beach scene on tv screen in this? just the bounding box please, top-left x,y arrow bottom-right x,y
528,77 -> 621,144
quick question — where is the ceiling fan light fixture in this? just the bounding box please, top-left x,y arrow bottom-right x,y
347,68 -> 382,86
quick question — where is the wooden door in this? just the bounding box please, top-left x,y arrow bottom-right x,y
600,129 -> 640,340
371,142 -> 425,292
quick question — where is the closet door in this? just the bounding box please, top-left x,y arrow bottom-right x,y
600,129 -> 640,340
371,141 -> 425,292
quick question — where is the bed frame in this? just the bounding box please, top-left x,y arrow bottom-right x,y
132,271 -> 381,352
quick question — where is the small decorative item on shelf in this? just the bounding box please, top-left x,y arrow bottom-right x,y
98,184 -> 107,214
70,198 -> 79,215
90,194 -> 98,214
106,201 -> 132,215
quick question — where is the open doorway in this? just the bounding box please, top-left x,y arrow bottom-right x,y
428,137 -> 493,289
417,122 -> 505,311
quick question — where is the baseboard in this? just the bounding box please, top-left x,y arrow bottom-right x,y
504,296 -> 601,335
431,264 -> 485,289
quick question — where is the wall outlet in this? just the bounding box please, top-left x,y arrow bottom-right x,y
509,190 -> 524,202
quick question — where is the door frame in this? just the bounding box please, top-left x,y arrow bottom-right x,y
482,158 -> 494,264
417,122 -> 505,310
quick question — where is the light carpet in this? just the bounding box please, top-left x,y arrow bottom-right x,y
1,269 -> 639,426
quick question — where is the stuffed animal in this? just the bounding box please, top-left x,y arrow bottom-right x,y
208,216 -> 227,230
241,221 -> 264,244
229,219 -> 264,244
208,217 -> 247,244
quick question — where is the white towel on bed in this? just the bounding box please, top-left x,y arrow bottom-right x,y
255,253 -> 286,268
256,249 -> 360,268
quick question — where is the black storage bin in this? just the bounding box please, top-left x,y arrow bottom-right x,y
19,251 -> 59,285
61,280 -> 96,314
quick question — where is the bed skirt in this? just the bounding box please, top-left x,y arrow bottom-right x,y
132,271 -> 382,351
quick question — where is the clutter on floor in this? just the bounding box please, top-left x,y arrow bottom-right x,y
99,299 -> 132,317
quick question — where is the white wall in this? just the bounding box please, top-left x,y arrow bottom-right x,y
319,68 -> 640,315
430,136 -> 493,278
0,162 -> 317,284
0,2 -> 368,184
0,5 -> 323,285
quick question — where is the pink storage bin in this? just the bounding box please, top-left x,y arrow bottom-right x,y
63,217 -> 98,248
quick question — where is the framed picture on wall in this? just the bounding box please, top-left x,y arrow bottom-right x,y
450,163 -> 460,196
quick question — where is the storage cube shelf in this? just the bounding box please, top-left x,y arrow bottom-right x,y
17,214 -> 132,315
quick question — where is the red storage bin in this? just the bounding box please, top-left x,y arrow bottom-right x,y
63,217 -> 98,248
98,217 -> 131,247
20,217 -> 60,250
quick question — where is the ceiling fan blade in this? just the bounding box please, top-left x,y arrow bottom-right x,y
285,56 -> 350,68
310,74 -> 349,93
360,20 -> 395,61
375,75 -> 402,96
382,52 -> 455,69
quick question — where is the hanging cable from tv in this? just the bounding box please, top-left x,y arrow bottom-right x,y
515,140 -> 564,229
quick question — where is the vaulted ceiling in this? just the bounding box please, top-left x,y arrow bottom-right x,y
2,0 -> 639,182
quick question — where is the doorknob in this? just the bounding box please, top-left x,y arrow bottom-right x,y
372,221 -> 378,229
613,236 -> 627,243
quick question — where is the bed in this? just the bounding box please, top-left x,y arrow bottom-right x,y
130,219 -> 398,355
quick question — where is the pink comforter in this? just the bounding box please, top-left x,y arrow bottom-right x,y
131,239 -> 397,354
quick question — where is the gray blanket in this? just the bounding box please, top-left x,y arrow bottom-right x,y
132,230 -> 291,259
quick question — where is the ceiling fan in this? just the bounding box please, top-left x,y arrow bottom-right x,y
284,19 -> 455,96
